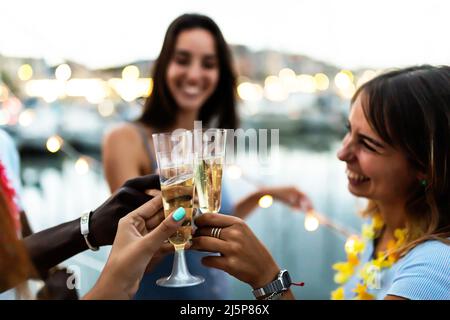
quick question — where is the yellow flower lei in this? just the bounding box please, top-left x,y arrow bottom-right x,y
330,214 -> 407,300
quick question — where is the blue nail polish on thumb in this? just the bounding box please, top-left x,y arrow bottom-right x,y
173,207 -> 186,221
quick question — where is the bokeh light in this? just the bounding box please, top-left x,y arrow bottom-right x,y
304,213 -> 320,231
55,64 -> 72,81
75,157 -> 90,175
46,135 -> 63,153
18,64 -> 33,81
258,195 -> 273,208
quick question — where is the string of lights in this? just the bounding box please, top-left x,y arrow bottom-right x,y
45,134 -> 356,239
232,167 -> 357,238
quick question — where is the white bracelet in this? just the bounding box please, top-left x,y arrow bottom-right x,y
80,211 -> 99,251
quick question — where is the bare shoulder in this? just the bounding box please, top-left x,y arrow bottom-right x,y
103,122 -> 140,143
102,122 -> 144,157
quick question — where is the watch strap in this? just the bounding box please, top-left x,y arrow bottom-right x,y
80,211 -> 99,251
253,270 -> 291,298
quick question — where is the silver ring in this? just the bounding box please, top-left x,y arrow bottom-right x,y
211,227 -> 222,239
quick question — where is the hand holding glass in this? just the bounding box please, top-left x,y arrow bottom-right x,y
153,130 -> 204,287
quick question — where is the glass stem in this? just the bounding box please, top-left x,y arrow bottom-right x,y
172,247 -> 191,277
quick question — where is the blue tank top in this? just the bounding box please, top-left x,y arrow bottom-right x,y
133,123 -> 234,299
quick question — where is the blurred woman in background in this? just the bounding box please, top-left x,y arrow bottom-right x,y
102,13 -> 312,299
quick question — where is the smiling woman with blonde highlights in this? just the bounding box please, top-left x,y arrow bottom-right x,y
192,65 -> 450,300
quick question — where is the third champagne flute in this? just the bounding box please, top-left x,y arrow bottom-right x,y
194,129 -> 227,214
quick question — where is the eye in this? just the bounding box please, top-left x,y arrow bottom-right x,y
202,60 -> 218,70
360,139 -> 377,152
174,57 -> 189,66
202,62 -> 216,69
173,52 -> 191,66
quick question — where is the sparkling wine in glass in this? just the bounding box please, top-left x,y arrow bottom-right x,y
153,130 -> 204,287
194,129 -> 227,214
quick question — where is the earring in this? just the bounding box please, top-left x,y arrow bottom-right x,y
420,179 -> 427,187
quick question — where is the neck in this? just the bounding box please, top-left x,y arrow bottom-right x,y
376,200 -> 407,235
171,109 -> 198,131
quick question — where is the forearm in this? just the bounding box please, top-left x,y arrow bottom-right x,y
233,190 -> 266,219
23,218 -> 88,278
83,278 -> 129,300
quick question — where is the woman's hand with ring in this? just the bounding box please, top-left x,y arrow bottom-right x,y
192,213 -> 280,290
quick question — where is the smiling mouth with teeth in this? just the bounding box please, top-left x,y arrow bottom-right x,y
346,169 -> 370,183
183,86 -> 201,96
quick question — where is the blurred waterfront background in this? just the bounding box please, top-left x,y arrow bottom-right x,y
1,0 -> 449,299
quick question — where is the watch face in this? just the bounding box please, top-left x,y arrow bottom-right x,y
281,270 -> 292,289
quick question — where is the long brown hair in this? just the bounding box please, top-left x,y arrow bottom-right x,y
0,188 -> 35,294
138,13 -> 238,131
353,65 -> 450,255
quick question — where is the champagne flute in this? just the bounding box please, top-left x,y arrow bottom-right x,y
152,130 -> 204,287
194,129 -> 227,214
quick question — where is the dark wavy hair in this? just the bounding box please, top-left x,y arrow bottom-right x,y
138,13 -> 238,131
353,65 -> 450,254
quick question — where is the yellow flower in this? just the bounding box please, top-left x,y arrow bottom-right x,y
331,287 -> 345,300
330,215 -> 408,300
372,214 -> 384,231
362,224 -> 375,239
394,228 -> 407,246
347,253 -> 360,266
372,252 -> 393,269
333,261 -> 354,274
386,240 -> 400,263
334,272 -> 352,284
353,283 -> 375,300
332,261 -> 355,284
345,236 -> 365,255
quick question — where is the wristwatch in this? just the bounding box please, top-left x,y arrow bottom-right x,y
80,211 -> 99,251
252,269 -> 292,299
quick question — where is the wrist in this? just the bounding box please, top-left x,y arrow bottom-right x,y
70,217 -> 92,253
252,269 -> 295,300
80,211 -> 100,251
85,266 -> 129,300
250,263 -> 280,290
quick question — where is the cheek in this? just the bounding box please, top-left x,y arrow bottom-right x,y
368,159 -> 414,191
388,164 -> 416,190
206,70 -> 219,89
166,64 -> 177,84
357,153 -> 380,176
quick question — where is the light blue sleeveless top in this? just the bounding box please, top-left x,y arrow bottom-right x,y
341,235 -> 450,300
133,124 -> 234,299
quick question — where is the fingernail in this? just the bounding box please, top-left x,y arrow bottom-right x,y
173,207 -> 186,221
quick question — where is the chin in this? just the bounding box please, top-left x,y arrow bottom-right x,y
347,184 -> 367,198
176,100 -> 204,112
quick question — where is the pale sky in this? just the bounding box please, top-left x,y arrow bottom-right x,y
1,0 -> 449,70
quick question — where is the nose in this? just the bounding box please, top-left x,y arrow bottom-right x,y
337,133 -> 356,162
186,61 -> 202,82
